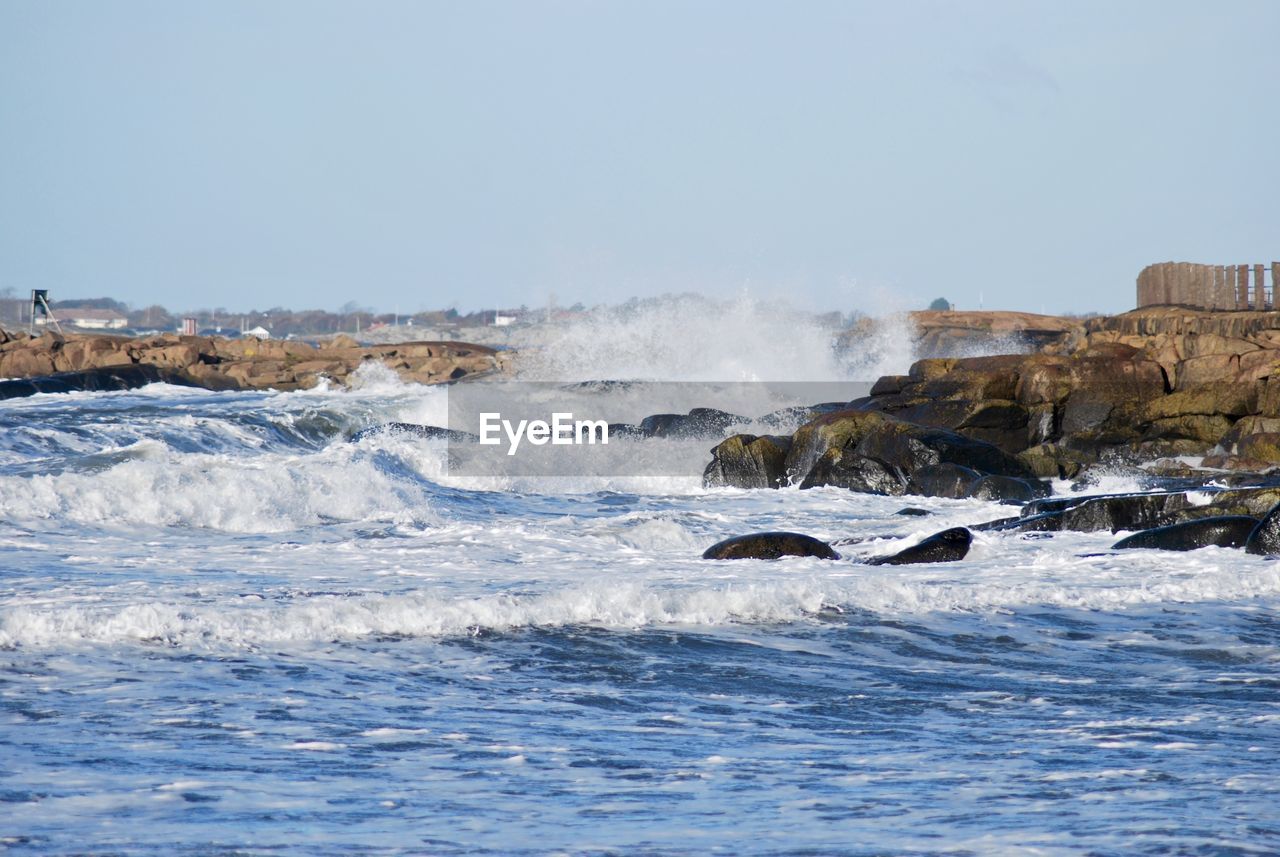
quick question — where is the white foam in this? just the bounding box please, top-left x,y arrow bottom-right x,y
0,441 -> 440,532
3,547 -> 1277,650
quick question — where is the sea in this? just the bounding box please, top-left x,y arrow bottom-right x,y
2,304 -> 1278,856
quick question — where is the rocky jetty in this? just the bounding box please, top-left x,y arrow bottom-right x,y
0,328 -> 507,397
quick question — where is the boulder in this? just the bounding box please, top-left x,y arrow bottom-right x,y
783,410 -> 898,483
0,348 -> 56,378
869,375 -> 910,396
702,434 -> 792,489
1056,492 -> 1193,533
852,421 -> 1032,480
906,463 -> 982,499
1016,443 -> 1093,480
866,527 -> 972,565
799,448 -> 905,494
1245,502 -> 1280,556
968,474 -> 1050,504
1142,414 -> 1232,445
1236,433 -> 1280,464
641,408 -> 746,439
701,532 -> 840,560
1111,516 -> 1259,551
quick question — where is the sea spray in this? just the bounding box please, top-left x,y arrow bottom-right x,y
517,293 -> 873,382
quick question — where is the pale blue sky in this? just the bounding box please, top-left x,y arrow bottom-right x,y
1,1 -> 1277,314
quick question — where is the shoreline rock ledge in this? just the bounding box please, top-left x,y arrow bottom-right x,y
709,306 -> 1280,495
0,329 -> 508,397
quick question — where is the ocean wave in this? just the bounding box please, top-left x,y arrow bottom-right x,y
0,442 -> 441,533
5,556 -> 1277,650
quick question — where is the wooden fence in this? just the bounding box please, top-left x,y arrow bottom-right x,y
1137,261 -> 1280,311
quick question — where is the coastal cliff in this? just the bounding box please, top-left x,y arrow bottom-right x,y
0,328 -> 508,395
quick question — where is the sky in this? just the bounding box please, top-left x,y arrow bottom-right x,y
1,0 -> 1277,316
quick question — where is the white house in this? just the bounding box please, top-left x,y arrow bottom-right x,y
47,307 -> 129,330
242,326 -> 271,339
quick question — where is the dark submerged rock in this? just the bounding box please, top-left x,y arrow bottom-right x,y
1056,492 -> 1192,533
970,515 -> 1025,532
1245,502 -> 1280,556
0,365 -> 201,399
1111,516 -> 1259,551
702,532 -> 840,560
607,423 -> 645,439
896,507 -> 932,517
349,422 -> 479,443
641,408 -> 746,439
866,527 -> 972,565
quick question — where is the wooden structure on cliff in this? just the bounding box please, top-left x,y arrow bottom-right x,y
1137,261 -> 1280,311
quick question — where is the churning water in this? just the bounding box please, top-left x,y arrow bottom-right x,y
2,307 -> 1278,855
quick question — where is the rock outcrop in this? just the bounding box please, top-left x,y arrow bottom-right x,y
706,407 -> 1040,499
706,307 -> 1280,497
0,328 -> 506,396
837,308 -> 1280,479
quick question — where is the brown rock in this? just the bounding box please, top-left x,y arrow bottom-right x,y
703,434 -> 793,489
1176,353 -> 1240,389
1237,433 -> 1280,463
1143,415 -> 1232,445
0,348 -> 56,378
1016,443 -> 1092,479
783,410 -> 898,482
137,343 -> 201,369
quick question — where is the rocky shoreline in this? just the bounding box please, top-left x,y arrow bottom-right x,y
0,328 -> 507,397
716,306 -> 1280,491
706,305 -> 1280,560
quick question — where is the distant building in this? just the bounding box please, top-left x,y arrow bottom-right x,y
493,313 -> 515,327
243,326 -> 271,339
47,307 -> 128,330
181,317 -> 197,335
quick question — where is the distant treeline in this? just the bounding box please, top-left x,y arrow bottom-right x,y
0,290 -> 533,335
